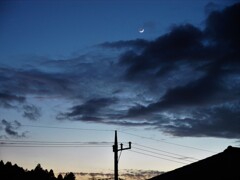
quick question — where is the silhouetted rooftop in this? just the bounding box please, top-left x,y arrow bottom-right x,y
149,146 -> 240,180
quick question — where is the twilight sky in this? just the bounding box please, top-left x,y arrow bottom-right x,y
0,0 -> 240,178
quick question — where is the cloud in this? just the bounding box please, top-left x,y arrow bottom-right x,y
73,169 -> 163,180
100,3 -> 240,138
22,104 -> 41,121
0,67 -> 74,97
0,53 -> 124,123
125,63 -> 225,118
160,103 -> 240,138
118,24 -> 205,80
0,92 -> 25,108
205,3 -> 240,49
57,97 -> 118,122
0,119 -> 27,138
0,91 -> 41,121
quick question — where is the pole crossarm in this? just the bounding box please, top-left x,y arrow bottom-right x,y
119,142 -> 131,151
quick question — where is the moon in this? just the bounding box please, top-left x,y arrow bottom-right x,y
139,28 -> 144,33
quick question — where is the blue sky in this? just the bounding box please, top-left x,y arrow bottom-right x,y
1,0 -> 233,61
1,0 -> 240,179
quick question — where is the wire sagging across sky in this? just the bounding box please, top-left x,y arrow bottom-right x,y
129,150 -> 188,165
119,131 -> 216,153
134,143 -> 199,161
0,140 -> 113,148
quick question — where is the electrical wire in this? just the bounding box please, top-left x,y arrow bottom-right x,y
0,140 -> 113,145
134,143 -> 199,161
0,140 -> 113,148
119,131 -> 216,153
133,147 -> 195,163
129,150 -> 188,165
0,145 -> 110,148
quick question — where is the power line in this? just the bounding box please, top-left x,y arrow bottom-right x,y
119,131 -> 216,153
0,140 -> 113,145
0,145 -> 110,148
129,150 -> 188,165
0,140 -> 113,148
134,143 -> 199,161
133,147 -> 195,163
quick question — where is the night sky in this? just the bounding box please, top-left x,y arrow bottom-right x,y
0,0 -> 240,179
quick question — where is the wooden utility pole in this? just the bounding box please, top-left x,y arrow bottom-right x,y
113,130 -> 131,180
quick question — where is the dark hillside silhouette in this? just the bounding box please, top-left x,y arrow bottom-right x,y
149,146 -> 240,180
0,161 -> 75,180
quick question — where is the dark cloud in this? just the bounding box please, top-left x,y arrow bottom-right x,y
69,98 -> 117,116
0,92 -> 41,121
102,3 -> 240,138
22,105 -> 41,121
57,97 -> 118,122
205,3 -> 240,49
125,62 -> 226,118
160,103 -> 240,138
0,53 -> 123,123
105,120 -> 154,127
0,92 -> 25,108
0,67 -> 74,97
115,3 -> 240,81
0,119 -> 27,138
119,24 -> 206,80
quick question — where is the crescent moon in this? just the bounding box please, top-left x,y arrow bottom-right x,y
139,28 -> 144,33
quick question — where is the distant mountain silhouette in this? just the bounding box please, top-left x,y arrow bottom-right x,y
0,161 -> 75,180
149,146 -> 240,180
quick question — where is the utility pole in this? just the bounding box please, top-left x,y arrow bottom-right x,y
113,130 -> 131,180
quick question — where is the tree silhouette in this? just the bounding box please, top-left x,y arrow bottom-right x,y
0,161 -> 76,180
49,169 -> 55,180
64,172 -> 76,180
57,174 -> 64,180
